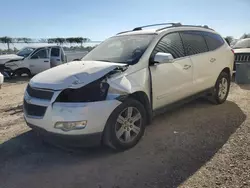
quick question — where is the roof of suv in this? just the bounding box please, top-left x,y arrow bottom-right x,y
117,23 -> 217,36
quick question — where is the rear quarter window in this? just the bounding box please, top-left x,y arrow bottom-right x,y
203,32 -> 225,51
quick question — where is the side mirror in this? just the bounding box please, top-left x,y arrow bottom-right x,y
152,52 -> 174,65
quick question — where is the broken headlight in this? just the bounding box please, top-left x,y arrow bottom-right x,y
56,79 -> 109,102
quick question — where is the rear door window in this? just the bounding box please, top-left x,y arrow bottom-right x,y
180,31 -> 208,56
203,32 -> 225,51
51,47 -> 60,57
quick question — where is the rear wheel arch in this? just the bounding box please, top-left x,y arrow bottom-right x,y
210,70 -> 231,104
221,67 -> 231,77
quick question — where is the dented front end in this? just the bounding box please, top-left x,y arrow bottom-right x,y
53,65 -> 131,103
23,61 -> 139,135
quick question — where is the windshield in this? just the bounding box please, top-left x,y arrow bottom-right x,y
16,47 -> 35,57
233,39 -> 250,49
82,34 -> 155,65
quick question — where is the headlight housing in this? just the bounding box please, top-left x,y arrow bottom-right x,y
56,78 -> 109,102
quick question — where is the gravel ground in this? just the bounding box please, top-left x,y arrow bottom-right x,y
0,77 -> 249,188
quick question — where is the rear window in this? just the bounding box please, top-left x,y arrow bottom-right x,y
180,31 -> 208,56
203,32 -> 224,51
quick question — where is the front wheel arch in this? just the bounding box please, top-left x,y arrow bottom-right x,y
116,91 -> 152,125
102,98 -> 147,150
13,68 -> 32,77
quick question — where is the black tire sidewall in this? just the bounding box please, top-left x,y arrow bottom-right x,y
104,98 -> 147,150
214,72 -> 230,104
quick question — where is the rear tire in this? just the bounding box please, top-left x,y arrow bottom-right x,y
211,71 -> 230,104
103,98 -> 146,151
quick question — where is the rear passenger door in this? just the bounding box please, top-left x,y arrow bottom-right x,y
150,32 -> 194,110
180,31 -> 213,92
203,32 -> 226,82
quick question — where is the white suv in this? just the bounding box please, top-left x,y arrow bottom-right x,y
23,23 -> 234,150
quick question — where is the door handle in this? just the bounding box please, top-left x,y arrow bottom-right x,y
44,60 -> 49,62
210,58 -> 216,63
183,64 -> 191,70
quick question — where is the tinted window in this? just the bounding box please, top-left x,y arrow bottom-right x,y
203,32 -> 224,51
31,49 -> 48,59
180,31 -> 208,55
51,48 -> 60,57
152,32 -> 185,59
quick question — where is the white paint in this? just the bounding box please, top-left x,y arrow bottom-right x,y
23,25 -> 234,139
234,48 -> 250,53
24,99 -> 121,135
0,72 -> 3,86
30,60 -> 127,90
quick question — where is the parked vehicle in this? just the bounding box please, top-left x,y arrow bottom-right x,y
0,45 -> 67,78
0,72 -> 3,88
23,23 -> 234,150
232,38 -> 250,72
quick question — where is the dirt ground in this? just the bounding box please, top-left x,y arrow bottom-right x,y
0,77 -> 250,188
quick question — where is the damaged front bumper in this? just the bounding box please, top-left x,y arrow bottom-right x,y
24,95 -> 122,132
26,122 -> 103,147
24,99 -> 122,146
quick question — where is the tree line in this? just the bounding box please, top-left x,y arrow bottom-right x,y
0,36 -> 91,50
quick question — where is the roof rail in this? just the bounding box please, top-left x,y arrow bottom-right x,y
116,23 -> 213,35
133,22 -> 182,31
157,24 -> 213,32
179,25 -> 214,30
116,22 -> 182,35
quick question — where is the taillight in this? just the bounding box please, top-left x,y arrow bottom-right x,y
231,49 -> 234,54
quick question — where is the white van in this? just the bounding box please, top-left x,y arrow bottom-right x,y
0,45 -> 67,77
23,23 -> 234,150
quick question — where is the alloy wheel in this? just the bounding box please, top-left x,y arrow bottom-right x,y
115,107 -> 142,143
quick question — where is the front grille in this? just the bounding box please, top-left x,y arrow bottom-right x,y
234,53 -> 250,71
24,100 -> 47,117
26,85 -> 53,100
235,53 -> 250,62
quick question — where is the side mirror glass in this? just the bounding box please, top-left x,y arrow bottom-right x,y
153,52 -> 174,65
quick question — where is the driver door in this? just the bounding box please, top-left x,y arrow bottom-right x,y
28,48 -> 51,74
150,32 -> 194,110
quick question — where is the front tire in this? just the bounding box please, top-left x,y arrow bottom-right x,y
212,71 -> 230,104
103,98 -> 146,151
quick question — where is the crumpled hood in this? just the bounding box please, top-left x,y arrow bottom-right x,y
0,54 -> 23,64
30,60 -> 127,90
234,48 -> 250,54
